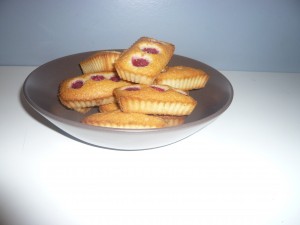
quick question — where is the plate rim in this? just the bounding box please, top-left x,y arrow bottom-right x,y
22,50 -> 234,133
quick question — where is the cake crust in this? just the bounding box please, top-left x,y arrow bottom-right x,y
114,84 -> 197,116
80,51 -> 121,73
114,37 -> 175,84
155,66 -> 209,90
82,110 -> 167,129
58,72 -> 131,110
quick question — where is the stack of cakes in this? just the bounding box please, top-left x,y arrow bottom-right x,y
58,37 -> 209,129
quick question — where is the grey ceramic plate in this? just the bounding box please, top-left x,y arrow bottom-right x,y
23,51 -> 233,150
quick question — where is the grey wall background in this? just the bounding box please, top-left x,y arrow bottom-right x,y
0,0 -> 299,72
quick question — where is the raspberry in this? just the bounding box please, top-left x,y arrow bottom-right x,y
110,76 -> 120,82
132,57 -> 149,67
71,80 -> 84,89
125,87 -> 140,91
151,86 -> 166,92
91,75 -> 105,81
142,47 -> 159,54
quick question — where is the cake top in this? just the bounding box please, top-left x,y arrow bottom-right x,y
59,72 -> 131,101
114,84 -> 196,104
81,110 -> 167,129
157,66 -> 208,79
86,50 -> 121,61
115,37 -> 175,77
80,50 -> 121,73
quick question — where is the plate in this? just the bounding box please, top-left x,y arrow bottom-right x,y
23,50 -> 233,150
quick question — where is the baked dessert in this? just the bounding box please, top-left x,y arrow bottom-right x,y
81,110 -> 167,129
72,107 -> 93,114
80,51 -> 121,73
154,66 -> 209,90
58,72 -> 131,111
114,37 -> 175,84
114,84 -> 197,116
98,102 -> 119,113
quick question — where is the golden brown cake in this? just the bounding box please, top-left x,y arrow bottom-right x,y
114,37 -> 175,84
73,107 -> 93,114
154,66 -> 209,90
81,110 -> 167,129
98,102 -> 119,113
58,72 -> 131,111
80,51 -> 121,73
114,84 -> 197,116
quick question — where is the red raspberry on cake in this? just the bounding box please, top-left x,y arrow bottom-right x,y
114,37 -> 175,84
114,84 -> 197,116
58,72 -> 131,112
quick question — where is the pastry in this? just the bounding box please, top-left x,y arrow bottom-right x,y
58,72 -> 131,111
98,102 -> 119,113
114,37 -> 175,84
154,66 -> 209,90
114,84 -> 197,116
81,110 -> 167,129
80,51 -> 121,73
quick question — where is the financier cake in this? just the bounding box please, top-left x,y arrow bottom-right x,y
81,110 -> 167,129
98,103 -> 185,127
98,102 -> 119,113
154,66 -> 209,90
114,84 -> 197,116
80,51 -> 121,73
114,37 -> 175,84
58,72 -> 131,112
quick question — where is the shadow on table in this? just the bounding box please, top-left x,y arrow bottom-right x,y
19,87 -> 102,148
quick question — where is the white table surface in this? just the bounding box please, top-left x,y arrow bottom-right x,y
0,66 -> 299,225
